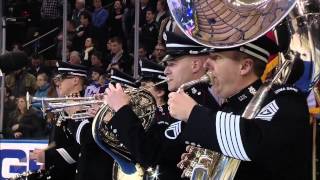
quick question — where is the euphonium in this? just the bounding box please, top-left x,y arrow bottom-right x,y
91,86 -> 157,178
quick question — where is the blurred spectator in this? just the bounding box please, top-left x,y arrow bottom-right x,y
28,54 -> 49,77
85,67 -> 104,97
140,0 -> 152,28
2,87 -> 17,138
105,38 -> 113,63
6,68 -> 37,97
122,0 -> 135,52
71,0 -> 86,27
73,11 -> 93,52
10,42 -> 24,52
155,0 -> 169,24
90,50 -> 105,69
40,0 -> 63,59
35,73 -> 51,98
6,96 -> 45,139
48,75 -> 61,98
107,37 -> 133,75
140,7 -> 159,54
151,43 -> 166,63
82,37 -> 96,67
138,44 -> 150,61
158,16 -> 177,44
92,0 -> 109,29
92,0 -> 109,51
32,73 -> 51,111
108,0 -> 124,38
97,73 -> 109,93
69,50 -> 82,65
56,20 -> 77,59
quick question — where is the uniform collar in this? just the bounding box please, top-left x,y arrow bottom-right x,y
224,79 -> 262,104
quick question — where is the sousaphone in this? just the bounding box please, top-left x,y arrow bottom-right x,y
167,0 -> 320,179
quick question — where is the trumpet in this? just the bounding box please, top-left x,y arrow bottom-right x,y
26,92 -> 104,116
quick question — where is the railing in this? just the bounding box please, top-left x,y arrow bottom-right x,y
22,27 -> 59,48
0,70 -> 4,138
21,27 -> 59,56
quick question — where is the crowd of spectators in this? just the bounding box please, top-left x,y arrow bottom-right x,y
2,0 -> 172,139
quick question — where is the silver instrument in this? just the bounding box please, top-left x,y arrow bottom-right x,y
26,92 -> 104,119
178,72 -> 213,92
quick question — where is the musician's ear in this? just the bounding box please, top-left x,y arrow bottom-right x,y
239,58 -> 253,75
191,57 -> 206,73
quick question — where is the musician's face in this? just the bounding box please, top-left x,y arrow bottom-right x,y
59,76 -> 77,96
164,56 -> 195,91
205,51 -> 242,98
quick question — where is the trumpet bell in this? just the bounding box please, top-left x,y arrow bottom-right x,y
167,0 -> 297,48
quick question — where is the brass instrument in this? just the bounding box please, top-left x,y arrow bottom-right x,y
26,92 -> 104,119
178,72 -> 213,92
182,60 -> 292,180
92,86 -> 157,179
166,0 -> 320,179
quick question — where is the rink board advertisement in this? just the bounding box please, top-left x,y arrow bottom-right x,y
0,139 -> 48,179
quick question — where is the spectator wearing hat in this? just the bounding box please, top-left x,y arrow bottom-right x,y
103,31 -> 220,179
169,35 -> 312,179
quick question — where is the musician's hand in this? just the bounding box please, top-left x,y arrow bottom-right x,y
12,124 -> 19,131
77,31 -> 84,37
168,90 -> 197,122
65,106 -> 81,117
14,132 -> 23,138
30,149 -> 45,164
87,104 -> 100,117
104,83 -> 130,112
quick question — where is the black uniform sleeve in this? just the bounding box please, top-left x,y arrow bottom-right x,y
45,145 -> 79,169
109,105 -> 169,168
183,91 -> 310,161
